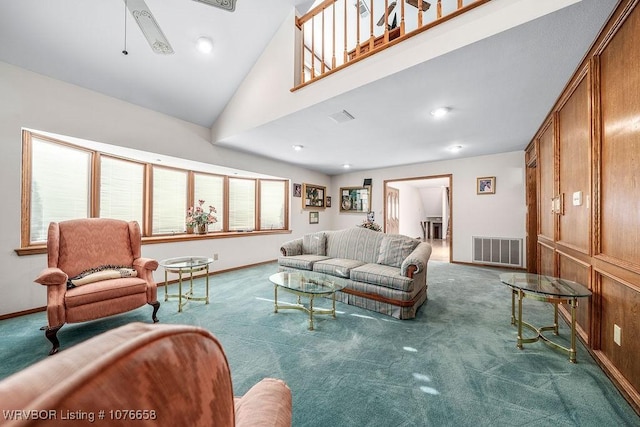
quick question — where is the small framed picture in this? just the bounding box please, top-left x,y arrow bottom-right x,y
477,176 -> 496,195
293,183 -> 302,198
367,211 -> 375,222
326,196 -> 332,208
309,211 -> 319,224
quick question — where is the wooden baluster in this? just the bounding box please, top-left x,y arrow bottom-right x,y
458,0 -> 463,9
356,0 -> 361,57
417,0 -> 423,27
343,0 -> 348,63
369,0 -> 374,53
311,16 -> 315,78
332,2 -> 336,69
384,0 -> 389,43
301,23 -> 305,83
437,0 -> 442,19
400,0 -> 405,35
321,7 -> 325,73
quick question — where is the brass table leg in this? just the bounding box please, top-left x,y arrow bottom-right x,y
569,297 -> 577,363
205,265 -> 210,304
164,270 -> 169,302
178,272 -> 183,312
274,285 -> 278,313
510,288 -> 516,325
308,295 -> 315,331
517,289 -> 524,350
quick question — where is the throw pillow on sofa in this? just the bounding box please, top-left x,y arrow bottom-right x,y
377,236 -> 420,267
303,232 -> 327,255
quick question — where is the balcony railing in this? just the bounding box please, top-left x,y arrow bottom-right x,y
293,0 -> 490,89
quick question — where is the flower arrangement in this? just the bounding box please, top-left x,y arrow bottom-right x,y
358,219 -> 382,232
186,199 -> 218,230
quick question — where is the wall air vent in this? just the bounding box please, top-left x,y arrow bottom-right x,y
328,110 -> 355,123
472,237 -> 522,267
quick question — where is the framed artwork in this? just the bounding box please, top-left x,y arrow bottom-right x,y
309,211 -> 319,224
340,187 -> 371,212
326,196 -> 332,208
367,211 -> 375,222
302,183 -> 326,209
293,183 -> 302,198
477,177 -> 496,195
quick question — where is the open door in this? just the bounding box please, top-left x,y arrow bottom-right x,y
386,186 -> 399,234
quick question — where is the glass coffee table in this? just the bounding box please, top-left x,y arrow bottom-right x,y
269,271 -> 346,330
500,272 -> 592,363
160,256 -> 214,312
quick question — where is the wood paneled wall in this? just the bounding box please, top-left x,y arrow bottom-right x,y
526,0 -> 640,414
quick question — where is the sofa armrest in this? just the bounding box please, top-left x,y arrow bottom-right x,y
280,238 -> 303,256
401,242 -> 432,278
235,378 -> 292,427
34,267 -> 68,286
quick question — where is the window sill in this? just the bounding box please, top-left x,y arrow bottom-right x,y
14,229 -> 292,256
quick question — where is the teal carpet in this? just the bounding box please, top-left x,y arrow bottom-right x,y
1,261 -> 638,426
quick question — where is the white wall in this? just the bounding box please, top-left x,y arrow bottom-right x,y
330,151 -> 526,264
390,182 -> 425,239
0,62 -> 330,316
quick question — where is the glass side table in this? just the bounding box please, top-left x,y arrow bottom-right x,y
500,272 -> 592,363
159,256 -> 213,312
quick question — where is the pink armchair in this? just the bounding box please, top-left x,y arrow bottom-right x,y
0,323 -> 292,426
34,218 -> 160,355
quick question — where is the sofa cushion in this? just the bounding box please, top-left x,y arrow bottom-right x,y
302,232 -> 327,256
350,263 -> 414,292
312,258 -> 365,278
325,227 -> 386,263
278,255 -> 330,271
65,277 -> 148,308
377,236 -> 420,267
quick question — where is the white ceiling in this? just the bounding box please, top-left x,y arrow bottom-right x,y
0,0 -> 619,176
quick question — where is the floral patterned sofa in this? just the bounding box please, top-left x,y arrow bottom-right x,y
278,227 -> 432,319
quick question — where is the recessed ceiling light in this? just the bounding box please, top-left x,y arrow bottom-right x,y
292,145 -> 304,151
196,36 -> 214,54
430,107 -> 450,118
450,145 -> 463,153
343,164 -> 351,169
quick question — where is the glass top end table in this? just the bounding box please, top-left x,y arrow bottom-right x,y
269,271 -> 346,331
160,256 -> 214,312
500,273 -> 592,363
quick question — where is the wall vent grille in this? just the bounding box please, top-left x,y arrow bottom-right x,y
472,237 -> 522,267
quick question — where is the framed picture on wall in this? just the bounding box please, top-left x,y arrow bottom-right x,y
302,183 -> 326,209
326,196 -> 332,207
477,177 -> 495,195
309,211 -> 319,224
293,183 -> 302,198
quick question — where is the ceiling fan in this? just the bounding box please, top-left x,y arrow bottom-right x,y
123,0 -> 237,55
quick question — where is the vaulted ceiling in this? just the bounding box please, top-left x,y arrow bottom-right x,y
0,0 -> 619,175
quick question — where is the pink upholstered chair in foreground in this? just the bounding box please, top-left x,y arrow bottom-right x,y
0,323 -> 292,426
34,218 -> 160,355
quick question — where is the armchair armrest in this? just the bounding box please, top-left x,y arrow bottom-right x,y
280,238 -> 303,257
133,257 -> 159,271
34,267 -> 68,286
234,378 -> 292,427
400,242 -> 432,278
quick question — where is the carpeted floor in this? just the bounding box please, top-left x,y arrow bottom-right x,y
1,261 -> 638,426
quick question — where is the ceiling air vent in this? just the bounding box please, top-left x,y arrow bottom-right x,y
328,110 -> 355,123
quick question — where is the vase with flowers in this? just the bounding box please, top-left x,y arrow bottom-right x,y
186,199 -> 218,234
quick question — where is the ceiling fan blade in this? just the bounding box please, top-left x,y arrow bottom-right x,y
192,0 -> 237,12
377,1 -> 397,26
126,0 -> 174,54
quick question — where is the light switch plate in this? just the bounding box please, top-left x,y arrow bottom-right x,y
573,191 -> 582,206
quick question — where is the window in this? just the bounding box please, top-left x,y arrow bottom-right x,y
20,130 -> 289,251
152,167 -> 188,234
100,156 -> 144,226
29,137 -> 91,243
228,178 -> 256,231
194,173 -> 224,232
260,180 -> 286,230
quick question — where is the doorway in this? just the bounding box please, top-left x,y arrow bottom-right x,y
383,174 -> 452,263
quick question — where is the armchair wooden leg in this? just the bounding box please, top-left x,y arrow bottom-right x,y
150,301 -> 160,323
45,325 -> 62,356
